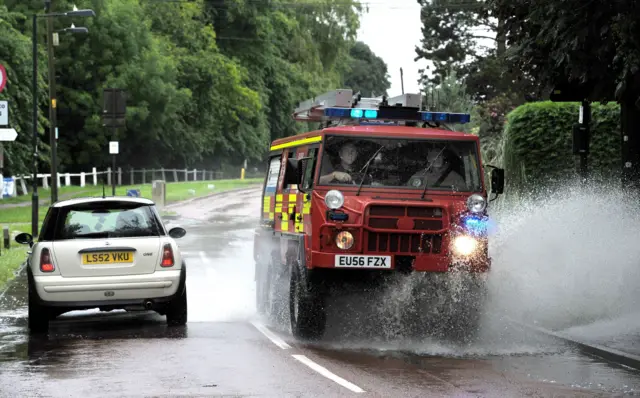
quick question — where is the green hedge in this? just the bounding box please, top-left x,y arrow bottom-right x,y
502,101 -> 621,194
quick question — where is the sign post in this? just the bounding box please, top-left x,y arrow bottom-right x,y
103,89 -> 126,197
0,64 -> 6,94
0,99 -> 16,197
109,141 -> 119,196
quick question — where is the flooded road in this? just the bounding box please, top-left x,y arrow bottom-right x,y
1,187 -> 640,397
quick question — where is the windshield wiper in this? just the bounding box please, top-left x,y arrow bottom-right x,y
356,145 -> 385,196
420,147 -> 446,200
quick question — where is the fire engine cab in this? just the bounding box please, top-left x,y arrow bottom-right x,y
253,89 -> 505,341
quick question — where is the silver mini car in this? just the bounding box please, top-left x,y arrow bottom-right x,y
15,196 -> 188,334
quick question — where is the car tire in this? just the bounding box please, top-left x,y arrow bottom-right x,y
166,286 -> 188,326
28,282 -> 49,334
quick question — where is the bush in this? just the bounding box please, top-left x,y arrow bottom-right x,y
502,101 -> 621,195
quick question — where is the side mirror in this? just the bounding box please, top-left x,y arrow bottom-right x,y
168,227 -> 186,239
15,232 -> 34,246
490,168 -> 505,194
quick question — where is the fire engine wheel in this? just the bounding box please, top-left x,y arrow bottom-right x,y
443,280 -> 487,343
289,265 -> 326,340
255,261 -> 270,315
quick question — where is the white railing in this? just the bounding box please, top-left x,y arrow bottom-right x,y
3,168 -> 233,198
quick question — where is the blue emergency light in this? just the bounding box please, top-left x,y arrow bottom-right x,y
462,215 -> 489,235
323,107 -> 470,124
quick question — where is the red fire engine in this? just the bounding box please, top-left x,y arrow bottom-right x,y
253,89 -> 505,341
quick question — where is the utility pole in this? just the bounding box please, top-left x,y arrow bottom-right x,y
400,67 -> 404,95
31,13 -> 40,238
45,0 -> 59,203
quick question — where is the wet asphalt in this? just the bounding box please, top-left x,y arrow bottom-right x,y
1,188 -> 640,397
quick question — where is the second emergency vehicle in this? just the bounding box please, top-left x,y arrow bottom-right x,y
253,89 -> 504,341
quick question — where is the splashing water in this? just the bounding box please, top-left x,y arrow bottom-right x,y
485,181 -> 640,332
260,181 -> 640,356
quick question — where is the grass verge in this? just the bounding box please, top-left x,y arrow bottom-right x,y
0,227 -> 29,291
0,178 -> 262,224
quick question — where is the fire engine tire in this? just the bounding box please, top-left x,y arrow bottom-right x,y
28,280 -> 49,335
255,262 -> 269,315
289,265 -> 326,340
445,281 -> 487,343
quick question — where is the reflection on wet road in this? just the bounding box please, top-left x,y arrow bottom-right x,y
1,187 -> 640,397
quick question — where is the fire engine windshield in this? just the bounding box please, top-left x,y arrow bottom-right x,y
317,135 -> 482,192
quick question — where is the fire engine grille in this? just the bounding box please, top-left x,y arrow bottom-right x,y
366,232 -> 443,254
367,205 -> 445,231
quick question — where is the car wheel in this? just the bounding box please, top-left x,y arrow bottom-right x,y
28,282 -> 49,334
166,286 -> 187,326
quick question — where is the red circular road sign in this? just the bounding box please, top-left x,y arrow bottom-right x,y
0,64 -> 6,93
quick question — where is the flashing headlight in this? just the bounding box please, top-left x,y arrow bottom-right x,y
466,194 -> 487,213
325,190 -> 344,210
452,236 -> 478,256
335,231 -> 354,250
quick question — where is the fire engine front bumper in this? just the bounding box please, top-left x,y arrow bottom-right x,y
309,251 -> 490,272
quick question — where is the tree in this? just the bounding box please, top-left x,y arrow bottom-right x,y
343,41 -> 390,97
489,0 -> 640,187
415,0 -> 498,87
0,4 -> 49,176
415,0 -> 540,103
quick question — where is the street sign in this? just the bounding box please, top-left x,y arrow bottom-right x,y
109,141 -> 119,154
0,64 -> 6,93
102,88 -> 126,128
0,128 -> 17,142
0,101 -> 7,126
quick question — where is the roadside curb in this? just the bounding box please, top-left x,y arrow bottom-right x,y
0,260 -> 27,301
163,184 -> 261,209
506,316 -> 640,371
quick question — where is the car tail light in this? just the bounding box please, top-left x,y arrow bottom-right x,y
161,243 -> 174,267
40,248 -> 55,272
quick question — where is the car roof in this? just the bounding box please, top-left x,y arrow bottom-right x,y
52,196 -> 156,208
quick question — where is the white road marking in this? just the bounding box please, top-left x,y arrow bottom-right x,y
292,354 -> 365,393
250,321 -> 291,350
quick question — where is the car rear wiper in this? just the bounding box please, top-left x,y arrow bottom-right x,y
69,232 -> 111,239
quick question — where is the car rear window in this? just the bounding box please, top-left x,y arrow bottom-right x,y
54,202 -> 163,240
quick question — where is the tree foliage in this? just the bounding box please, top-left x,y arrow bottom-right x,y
489,0 -> 640,100
343,41 -> 390,97
0,0 -> 387,176
415,0 -> 539,103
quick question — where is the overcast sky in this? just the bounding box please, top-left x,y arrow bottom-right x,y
356,0 -> 428,97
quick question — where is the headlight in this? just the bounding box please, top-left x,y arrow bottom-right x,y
335,231 -> 354,250
451,236 -> 478,256
325,190 -> 344,210
466,194 -> 486,213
